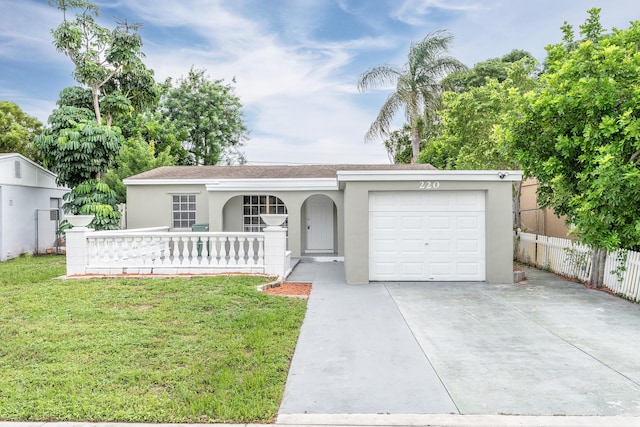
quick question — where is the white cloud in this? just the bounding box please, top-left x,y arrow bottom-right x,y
394,0 -> 481,26
0,1 -> 74,63
121,0 -> 392,164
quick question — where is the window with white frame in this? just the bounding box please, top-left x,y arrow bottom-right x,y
172,194 -> 196,229
243,195 -> 287,232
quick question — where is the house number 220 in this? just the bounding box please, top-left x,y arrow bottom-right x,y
419,181 -> 440,189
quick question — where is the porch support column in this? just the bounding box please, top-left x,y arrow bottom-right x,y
65,226 -> 90,276
263,225 -> 290,279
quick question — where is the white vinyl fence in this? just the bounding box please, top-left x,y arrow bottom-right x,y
515,232 -> 640,302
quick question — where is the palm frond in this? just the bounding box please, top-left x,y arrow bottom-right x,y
409,31 -> 455,67
359,28 -> 466,157
364,92 -> 403,141
418,56 -> 467,82
357,65 -> 402,92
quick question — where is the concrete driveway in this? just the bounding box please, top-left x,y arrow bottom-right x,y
278,262 -> 640,418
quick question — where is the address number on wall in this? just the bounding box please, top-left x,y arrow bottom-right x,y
419,181 -> 440,189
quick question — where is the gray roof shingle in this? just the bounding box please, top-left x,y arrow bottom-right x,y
126,164 -> 437,180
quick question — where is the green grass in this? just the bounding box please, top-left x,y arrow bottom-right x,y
0,255 -> 307,423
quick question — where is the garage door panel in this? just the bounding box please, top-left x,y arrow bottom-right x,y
429,238 -> 453,253
401,215 -> 425,232
369,191 -> 486,281
458,262 -> 482,274
429,216 -> 451,231
457,215 -> 481,229
429,262 -> 452,275
402,239 -> 426,256
455,191 -> 484,210
370,192 -> 426,211
456,263 -> 484,280
402,262 -> 427,277
369,193 -> 397,210
370,238 -> 397,258
371,215 -> 396,230
371,262 -> 397,278
426,192 -> 452,210
457,239 -> 481,253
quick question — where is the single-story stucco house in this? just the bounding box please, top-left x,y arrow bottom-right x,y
124,164 -> 522,284
0,153 -> 68,261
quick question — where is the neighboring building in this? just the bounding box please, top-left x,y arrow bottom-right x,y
124,165 -> 522,284
520,178 -> 572,239
0,153 -> 68,261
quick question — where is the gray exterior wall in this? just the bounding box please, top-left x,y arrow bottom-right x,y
126,185 -> 344,258
126,184 -> 209,230
342,179 -> 514,285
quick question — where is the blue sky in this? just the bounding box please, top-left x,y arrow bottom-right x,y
1,0 -> 639,165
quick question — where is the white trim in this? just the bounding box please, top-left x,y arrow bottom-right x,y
124,170 -> 522,189
124,178 -> 213,185
337,170 -> 523,183
205,178 -> 338,192
125,177 -> 338,191
166,190 -> 201,194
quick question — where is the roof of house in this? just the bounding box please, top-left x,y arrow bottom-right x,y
126,164 -> 438,180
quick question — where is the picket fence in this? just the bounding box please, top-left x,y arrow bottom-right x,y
515,232 -> 640,302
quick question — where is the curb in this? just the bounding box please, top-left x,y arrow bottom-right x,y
277,413 -> 640,427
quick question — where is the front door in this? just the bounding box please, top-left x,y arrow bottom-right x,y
305,195 -> 334,253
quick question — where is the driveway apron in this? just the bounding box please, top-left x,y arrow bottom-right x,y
279,262 -> 640,416
278,261 -> 458,415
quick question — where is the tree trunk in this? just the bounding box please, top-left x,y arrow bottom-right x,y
513,181 -> 522,231
91,86 -> 102,125
588,247 -> 607,288
410,124 -> 420,164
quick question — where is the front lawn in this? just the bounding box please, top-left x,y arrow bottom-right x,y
0,255 -> 306,423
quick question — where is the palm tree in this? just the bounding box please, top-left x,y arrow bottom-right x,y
358,31 -> 466,163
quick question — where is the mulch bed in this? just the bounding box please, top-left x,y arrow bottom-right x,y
262,282 -> 312,297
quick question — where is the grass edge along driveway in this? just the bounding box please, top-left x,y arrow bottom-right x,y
0,255 -> 307,423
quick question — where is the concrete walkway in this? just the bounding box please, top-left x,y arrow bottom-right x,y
278,261 -> 640,425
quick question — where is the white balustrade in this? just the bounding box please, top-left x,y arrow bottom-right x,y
81,230 -> 270,275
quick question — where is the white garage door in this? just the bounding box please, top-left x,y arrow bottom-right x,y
369,191 -> 486,281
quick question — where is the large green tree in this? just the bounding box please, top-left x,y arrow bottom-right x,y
419,57 -> 538,170
509,9 -> 640,287
118,110 -> 189,165
358,31 -> 466,163
162,68 -> 248,165
0,101 -> 43,161
36,0 -> 155,229
104,136 -> 175,202
441,49 -> 536,93
50,0 -> 151,126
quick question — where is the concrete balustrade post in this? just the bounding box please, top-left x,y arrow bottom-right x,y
64,215 -> 94,276
263,226 -> 288,278
261,214 -> 290,279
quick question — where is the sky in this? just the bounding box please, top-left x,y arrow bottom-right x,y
1,1 -> 639,165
